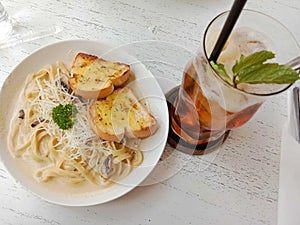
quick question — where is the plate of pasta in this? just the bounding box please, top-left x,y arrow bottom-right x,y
0,40 -> 168,206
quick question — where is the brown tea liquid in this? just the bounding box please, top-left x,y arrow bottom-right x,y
167,61 -> 262,154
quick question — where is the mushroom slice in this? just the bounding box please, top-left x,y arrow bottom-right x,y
100,154 -> 113,179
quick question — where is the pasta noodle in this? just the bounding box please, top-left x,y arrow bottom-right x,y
8,62 -> 143,186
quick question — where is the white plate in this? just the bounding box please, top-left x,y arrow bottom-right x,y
0,40 -> 169,206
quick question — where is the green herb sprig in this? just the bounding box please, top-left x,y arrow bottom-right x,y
211,50 -> 299,88
52,104 -> 78,130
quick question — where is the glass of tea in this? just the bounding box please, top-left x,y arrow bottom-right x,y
166,9 -> 300,155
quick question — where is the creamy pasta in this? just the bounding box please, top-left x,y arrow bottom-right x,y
8,62 -> 143,186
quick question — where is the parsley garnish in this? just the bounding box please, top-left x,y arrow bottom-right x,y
52,104 -> 78,130
211,50 -> 299,87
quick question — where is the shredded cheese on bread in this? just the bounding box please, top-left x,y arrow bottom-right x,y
69,53 -> 130,99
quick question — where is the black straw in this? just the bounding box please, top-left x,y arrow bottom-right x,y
209,0 -> 247,62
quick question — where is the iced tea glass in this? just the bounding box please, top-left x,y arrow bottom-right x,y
166,10 -> 300,155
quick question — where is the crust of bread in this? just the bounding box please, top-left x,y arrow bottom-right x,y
87,87 -> 158,142
130,119 -> 158,139
69,53 -> 130,99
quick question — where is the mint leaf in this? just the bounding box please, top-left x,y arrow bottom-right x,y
236,63 -> 299,84
233,50 -> 299,84
210,50 -> 299,87
232,50 -> 275,75
210,61 -> 233,85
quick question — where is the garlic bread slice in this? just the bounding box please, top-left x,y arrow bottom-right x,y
87,87 -> 158,142
69,53 -> 130,99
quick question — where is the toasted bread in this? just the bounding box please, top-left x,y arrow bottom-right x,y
69,53 -> 130,99
87,87 -> 158,142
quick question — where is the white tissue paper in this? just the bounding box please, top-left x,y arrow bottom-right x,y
278,83 -> 300,225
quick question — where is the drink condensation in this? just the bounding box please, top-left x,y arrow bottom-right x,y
203,27 -> 287,112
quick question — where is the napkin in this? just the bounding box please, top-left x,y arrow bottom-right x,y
278,84 -> 300,225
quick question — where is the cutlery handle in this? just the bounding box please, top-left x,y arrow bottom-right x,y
293,87 -> 300,143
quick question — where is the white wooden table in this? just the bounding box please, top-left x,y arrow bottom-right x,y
0,0 -> 299,224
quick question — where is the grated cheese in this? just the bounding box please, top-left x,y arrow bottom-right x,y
29,66 -> 110,170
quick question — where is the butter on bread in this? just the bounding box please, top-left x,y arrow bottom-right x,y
87,87 -> 158,142
69,53 -> 130,99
